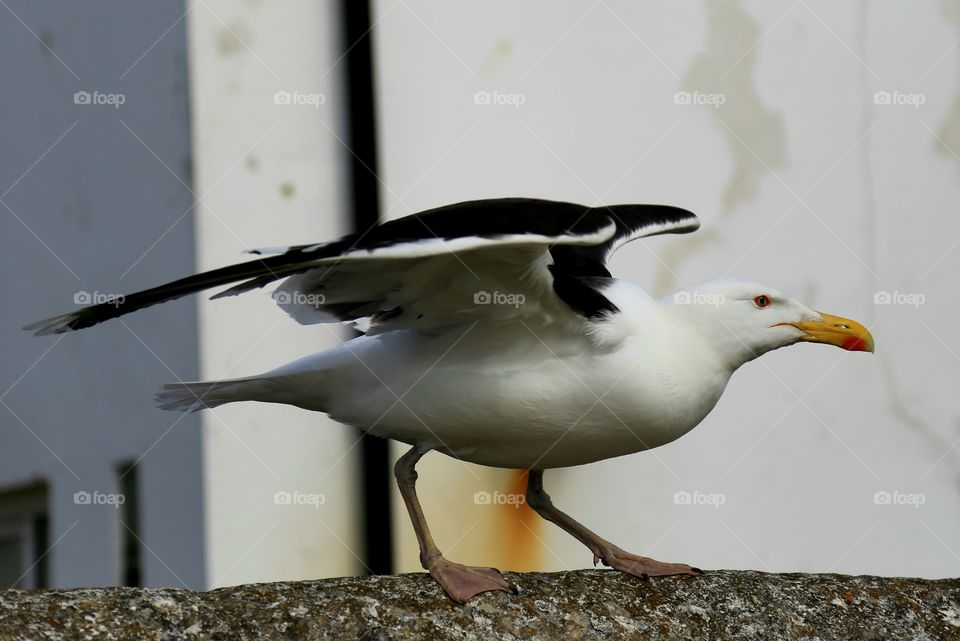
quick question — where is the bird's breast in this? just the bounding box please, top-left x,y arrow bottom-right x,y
342,331 -> 732,469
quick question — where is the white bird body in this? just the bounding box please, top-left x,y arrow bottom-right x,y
188,280 -> 732,469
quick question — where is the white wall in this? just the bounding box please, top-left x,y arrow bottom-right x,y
373,0 -> 960,578
187,0 -> 361,586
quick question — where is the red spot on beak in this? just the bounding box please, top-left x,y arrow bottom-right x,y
842,336 -> 869,352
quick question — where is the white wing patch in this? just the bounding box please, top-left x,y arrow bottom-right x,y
249,223 -> 616,261
603,212 -> 700,259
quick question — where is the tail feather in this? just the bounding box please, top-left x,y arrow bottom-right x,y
155,360 -> 335,413
154,379 -> 259,412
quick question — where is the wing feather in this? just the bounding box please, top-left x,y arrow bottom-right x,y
24,198 -> 698,336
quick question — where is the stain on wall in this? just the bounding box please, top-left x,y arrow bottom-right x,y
39,30 -> 54,53
652,0 -> 789,294
216,24 -> 253,57
652,231 -> 716,296
682,0 -> 788,214
502,470 -> 542,571
481,37 -> 513,78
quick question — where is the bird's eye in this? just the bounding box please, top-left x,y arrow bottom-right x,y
753,294 -> 772,308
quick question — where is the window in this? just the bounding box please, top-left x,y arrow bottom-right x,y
0,483 -> 48,589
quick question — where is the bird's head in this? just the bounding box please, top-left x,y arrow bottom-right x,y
667,280 -> 874,369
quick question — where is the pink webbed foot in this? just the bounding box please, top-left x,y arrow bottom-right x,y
426,557 -> 513,603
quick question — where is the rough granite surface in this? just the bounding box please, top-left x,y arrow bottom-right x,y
0,570 -> 958,640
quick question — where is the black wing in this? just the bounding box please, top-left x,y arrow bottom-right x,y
25,198 -> 698,335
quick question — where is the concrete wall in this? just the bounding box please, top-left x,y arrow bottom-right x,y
0,1 -> 203,588
373,0 -> 960,578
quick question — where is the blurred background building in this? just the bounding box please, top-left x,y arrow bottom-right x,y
0,0 -> 958,590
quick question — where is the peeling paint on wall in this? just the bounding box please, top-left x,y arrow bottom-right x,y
683,0 -> 788,214
654,1 -> 789,294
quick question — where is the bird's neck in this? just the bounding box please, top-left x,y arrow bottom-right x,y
660,301 -> 762,374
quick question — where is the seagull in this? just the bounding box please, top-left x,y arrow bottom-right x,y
26,197 -> 874,603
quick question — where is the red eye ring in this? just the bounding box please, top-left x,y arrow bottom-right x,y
753,294 -> 772,308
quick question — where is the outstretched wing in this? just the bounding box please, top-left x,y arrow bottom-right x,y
25,198 -> 698,336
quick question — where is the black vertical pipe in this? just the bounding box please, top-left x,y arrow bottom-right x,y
338,0 -> 393,575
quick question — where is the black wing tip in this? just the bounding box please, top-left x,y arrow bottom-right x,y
597,203 -> 701,234
209,288 -> 239,301
23,304 -> 120,337
23,312 -> 84,337
672,206 -> 701,229
596,202 -> 699,216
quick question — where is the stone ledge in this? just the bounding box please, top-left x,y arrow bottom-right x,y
1,570 -> 958,640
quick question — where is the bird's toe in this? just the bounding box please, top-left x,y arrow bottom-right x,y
600,546 -> 702,579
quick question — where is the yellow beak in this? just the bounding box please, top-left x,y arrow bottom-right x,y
780,312 -> 875,353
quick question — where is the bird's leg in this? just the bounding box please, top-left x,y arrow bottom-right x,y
525,469 -> 702,579
394,444 -> 512,603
